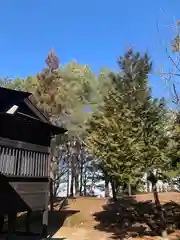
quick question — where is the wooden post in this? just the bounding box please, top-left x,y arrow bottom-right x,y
25,211 -> 31,233
42,209 -> 48,238
41,192 -> 49,238
7,212 -> 16,239
0,215 -> 4,233
49,178 -> 54,211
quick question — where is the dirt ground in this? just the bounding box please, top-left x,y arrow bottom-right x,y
52,193 -> 180,240
53,197 -> 111,239
2,192 -> 180,239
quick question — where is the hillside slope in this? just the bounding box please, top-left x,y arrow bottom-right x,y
53,193 -> 180,239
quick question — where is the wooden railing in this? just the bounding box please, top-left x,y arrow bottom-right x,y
0,138 -> 50,177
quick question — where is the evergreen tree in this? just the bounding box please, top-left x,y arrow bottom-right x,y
87,50 -> 170,203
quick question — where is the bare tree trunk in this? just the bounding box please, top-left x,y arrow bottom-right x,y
70,140 -> 81,197
79,157 -> 84,196
74,155 -> 80,196
70,176 -> 74,196
170,181 -> 174,192
49,154 -> 57,211
147,180 -> 151,192
70,156 -> 75,197
67,160 -> 70,197
152,182 -> 160,205
151,181 -> 168,240
105,179 -> 109,198
83,164 -> 87,196
75,174 -> 79,196
128,182 -> 132,196
111,180 -> 117,201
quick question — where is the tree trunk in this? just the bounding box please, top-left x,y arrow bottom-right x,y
49,139 -> 58,211
105,179 -> 109,198
70,156 -> 75,197
74,154 -> 80,196
70,172 -> 74,197
147,180 -> 151,192
67,160 -> 70,197
152,181 -> 168,239
75,174 -> 79,196
111,180 -> 117,201
83,164 -> 87,196
152,182 -> 160,205
79,157 -> 84,196
170,181 -> 174,192
49,155 -> 56,211
158,203 -> 168,240
53,181 -> 58,199
128,182 -> 132,196
70,140 -> 81,197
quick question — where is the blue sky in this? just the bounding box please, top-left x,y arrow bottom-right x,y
0,0 -> 179,102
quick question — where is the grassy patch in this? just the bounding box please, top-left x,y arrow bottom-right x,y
63,212 -> 86,227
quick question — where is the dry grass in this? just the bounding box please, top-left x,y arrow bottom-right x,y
62,197 -> 107,228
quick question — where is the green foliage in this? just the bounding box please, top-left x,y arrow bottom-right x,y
0,77 -> 26,91
3,47 -> 178,197
87,49 -> 170,188
172,34 -> 180,53
166,111 -> 180,182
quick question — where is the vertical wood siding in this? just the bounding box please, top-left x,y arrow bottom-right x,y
0,146 -> 49,177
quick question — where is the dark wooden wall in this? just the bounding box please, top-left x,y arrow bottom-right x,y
10,181 -> 49,211
0,174 -> 49,213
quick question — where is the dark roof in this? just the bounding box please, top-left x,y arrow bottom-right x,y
0,87 -> 30,112
0,87 -> 67,135
0,86 -> 31,100
24,98 -> 50,123
0,113 -> 67,135
0,87 -> 49,123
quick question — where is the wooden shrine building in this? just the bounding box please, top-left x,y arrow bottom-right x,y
0,87 -> 67,238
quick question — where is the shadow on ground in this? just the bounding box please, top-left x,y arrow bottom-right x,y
94,197 -> 180,239
0,198 -> 79,239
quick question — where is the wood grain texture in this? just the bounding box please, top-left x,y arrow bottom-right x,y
10,182 -> 49,211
